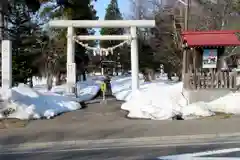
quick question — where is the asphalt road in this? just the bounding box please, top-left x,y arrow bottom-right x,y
2,141 -> 240,160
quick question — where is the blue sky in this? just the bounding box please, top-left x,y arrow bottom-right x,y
93,0 -> 130,35
38,0 -> 130,33
94,0 -> 129,20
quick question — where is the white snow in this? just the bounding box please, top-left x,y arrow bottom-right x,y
111,75 -> 240,120
2,74 -> 240,121
51,81 -> 100,102
0,84 -> 81,119
0,75 -> 104,120
181,102 -> 215,120
207,92 -> 240,114
112,77 -> 192,120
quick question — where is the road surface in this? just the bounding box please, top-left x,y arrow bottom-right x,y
2,138 -> 240,160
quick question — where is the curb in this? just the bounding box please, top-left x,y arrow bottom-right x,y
1,132 -> 240,151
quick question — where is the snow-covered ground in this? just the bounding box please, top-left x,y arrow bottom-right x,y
1,74 -> 239,121
111,75 -> 240,120
0,75 -> 104,120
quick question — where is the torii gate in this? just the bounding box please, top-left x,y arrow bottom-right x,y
48,20 -> 155,93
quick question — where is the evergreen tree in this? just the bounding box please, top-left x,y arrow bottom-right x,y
0,1 -> 8,40
7,0 -> 40,85
31,30 -> 67,89
100,0 -> 123,38
100,0 -> 124,74
39,0 -> 98,81
25,0 -> 41,12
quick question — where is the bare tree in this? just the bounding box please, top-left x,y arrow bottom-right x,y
128,0 -> 159,81
34,30 -> 66,90
128,0 -> 183,80
151,6 -> 183,79
128,0 -> 239,81
188,0 -> 239,31
189,0 -> 240,67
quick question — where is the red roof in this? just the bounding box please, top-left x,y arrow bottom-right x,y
181,30 -> 240,47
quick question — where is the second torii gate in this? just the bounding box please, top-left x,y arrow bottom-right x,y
48,20 -> 155,93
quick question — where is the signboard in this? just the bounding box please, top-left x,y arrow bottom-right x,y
100,82 -> 106,93
100,82 -> 107,102
202,49 -> 218,68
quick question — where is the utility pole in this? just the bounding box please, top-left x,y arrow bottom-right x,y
135,0 -> 140,19
184,0 -> 190,30
182,0 -> 190,86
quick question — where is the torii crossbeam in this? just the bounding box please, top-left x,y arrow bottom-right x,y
48,20 -> 155,94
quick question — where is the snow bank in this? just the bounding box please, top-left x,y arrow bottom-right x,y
111,76 -> 145,101
51,82 -> 100,102
43,75 -> 105,102
0,75 -> 105,120
0,84 -> 81,120
111,76 -> 215,120
120,82 -> 188,120
181,102 -> 215,120
112,75 -> 240,120
180,92 -> 240,119
205,92 -> 240,114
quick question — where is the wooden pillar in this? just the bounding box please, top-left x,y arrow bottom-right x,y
193,49 -> 197,71
182,48 -> 188,88
188,48 -> 194,73
192,48 -> 198,89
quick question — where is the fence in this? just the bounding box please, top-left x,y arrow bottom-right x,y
184,71 -> 238,90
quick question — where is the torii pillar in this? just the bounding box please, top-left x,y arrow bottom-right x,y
49,20 -> 155,94
66,26 -> 76,93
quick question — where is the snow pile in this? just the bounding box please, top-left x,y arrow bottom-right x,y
76,81 -> 100,102
111,76 -> 145,101
0,84 -> 81,120
86,75 -> 106,82
181,102 -> 215,120
206,92 -> 240,114
181,92 -> 240,119
0,75 -> 105,120
48,75 -> 105,102
32,76 -> 57,86
51,81 -> 100,102
120,82 -> 189,120
111,76 -> 215,120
